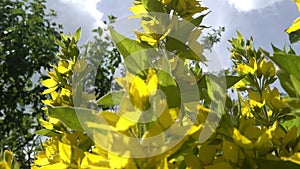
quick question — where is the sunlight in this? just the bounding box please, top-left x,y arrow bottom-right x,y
227,0 -> 283,12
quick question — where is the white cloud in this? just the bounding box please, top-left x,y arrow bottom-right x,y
226,0 -> 284,12
46,0 -> 105,44
58,0 -> 104,28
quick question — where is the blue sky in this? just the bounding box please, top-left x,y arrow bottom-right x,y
46,0 -> 299,67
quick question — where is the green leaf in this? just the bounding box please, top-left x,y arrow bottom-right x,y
35,129 -> 61,137
270,53 -> 300,96
109,27 -> 150,58
179,46 -> 206,61
271,53 -> 300,80
184,154 -> 201,169
225,75 -> 245,89
206,75 -> 226,103
191,12 -> 210,27
74,27 -> 82,43
288,29 -> 300,44
55,38 -> 66,49
5,27 -> 15,31
253,158 -> 300,169
97,91 -> 124,106
291,117 -> 300,135
48,106 -> 85,131
157,70 -> 181,108
277,69 -> 297,97
291,75 -> 300,97
141,0 -> 164,12
109,27 -> 157,75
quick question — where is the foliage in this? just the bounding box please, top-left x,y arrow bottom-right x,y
30,0 -> 300,169
80,16 -> 121,99
0,0 -> 62,168
286,0 -> 300,43
201,26 -> 225,51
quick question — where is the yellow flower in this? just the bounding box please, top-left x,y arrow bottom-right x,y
237,64 -> 255,75
254,121 -> 277,149
130,3 -> 147,15
259,59 -> 276,77
262,87 -> 285,109
236,58 -> 257,75
248,90 -> 265,108
129,69 -> 158,110
232,128 -> 254,149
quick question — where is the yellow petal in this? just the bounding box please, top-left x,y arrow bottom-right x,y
42,86 -> 58,95
146,68 -> 158,94
158,108 -> 178,130
260,59 -> 275,77
116,111 -> 140,131
254,121 -> 277,149
33,152 -> 50,166
232,128 -> 254,149
39,119 -> 54,130
81,152 -> 109,168
135,32 -> 158,46
41,79 -> 58,88
286,17 -> 300,33
0,161 -> 10,169
249,99 -> 265,108
294,0 -> 300,11
49,117 -> 61,126
59,142 -> 72,164
237,64 -> 255,75
282,152 -> 300,165
42,100 -> 52,106
129,75 -> 150,110
58,65 -> 69,74
130,4 -> 147,15
108,152 -> 129,169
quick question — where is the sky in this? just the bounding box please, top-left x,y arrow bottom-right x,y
46,0 -> 299,67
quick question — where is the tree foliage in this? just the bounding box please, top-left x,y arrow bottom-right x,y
9,0 -> 300,168
0,0 -> 62,168
80,16 -> 121,99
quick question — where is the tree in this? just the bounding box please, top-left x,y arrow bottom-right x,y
80,15 -> 121,100
201,26 -> 225,51
0,0 -> 62,168
31,0 -> 300,168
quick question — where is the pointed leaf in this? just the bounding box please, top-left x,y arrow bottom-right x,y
277,69 -> 297,97
109,27 -> 153,58
226,75 -> 245,89
254,158 -> 300,169
291,75 -> 300,97
48,106 -> 85,131
271,53 -> 300,80
109,27 -> 157,74
97,91 -> 124,106
141,0 -> 164,12
35,129 -> 61,137
289,29 -> 300,44
74,27 -> 82,43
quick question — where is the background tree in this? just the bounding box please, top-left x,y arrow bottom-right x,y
80,15 -> 121,101
0,0 -> 62,168
201,26 -> 225,52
